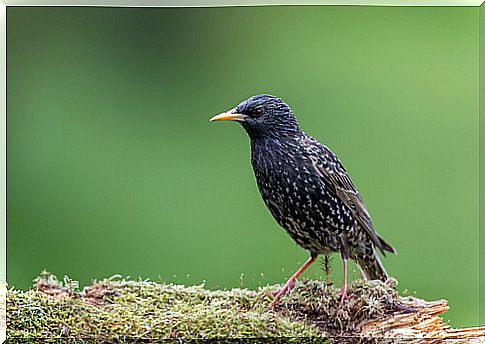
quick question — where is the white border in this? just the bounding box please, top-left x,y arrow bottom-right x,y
0,1 -> 482,343
0,283 -> 4,344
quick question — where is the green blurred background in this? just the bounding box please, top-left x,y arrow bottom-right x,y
7,6 -> 479,326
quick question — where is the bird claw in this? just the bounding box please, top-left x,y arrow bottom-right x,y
338,287 -> 348,307
268,279 -> 295,308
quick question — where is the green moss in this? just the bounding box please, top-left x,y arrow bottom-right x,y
6,272 -> 400,342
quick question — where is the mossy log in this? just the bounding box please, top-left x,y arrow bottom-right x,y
4,272 -> 485,343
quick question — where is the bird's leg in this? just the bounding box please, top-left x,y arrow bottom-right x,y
337,239 -> 350,306
338,256 -> 348,306
269,256 -> 316,308
323,255 -> 332,286
269,256 -> 317,296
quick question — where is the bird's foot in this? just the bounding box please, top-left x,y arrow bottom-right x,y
268,279 -> 295,296
269,279 -> 295,308
338,286 -> 348,307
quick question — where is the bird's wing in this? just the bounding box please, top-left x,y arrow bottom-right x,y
305,137 -> 395,255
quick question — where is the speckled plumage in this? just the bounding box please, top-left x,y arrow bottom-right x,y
211,94 -> 395,301
251,131 -> 394,278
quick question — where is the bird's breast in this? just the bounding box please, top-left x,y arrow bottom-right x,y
250,139 -> 323,229
249,137 -> 355,253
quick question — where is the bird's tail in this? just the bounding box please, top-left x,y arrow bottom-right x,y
355,250 -> 389,281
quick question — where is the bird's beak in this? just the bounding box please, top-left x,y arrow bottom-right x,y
209,108 -> 246,122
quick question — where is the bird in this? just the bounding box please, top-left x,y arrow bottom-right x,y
210,94 -> 395,307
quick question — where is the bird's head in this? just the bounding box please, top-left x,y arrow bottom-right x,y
210,94 -> 300,139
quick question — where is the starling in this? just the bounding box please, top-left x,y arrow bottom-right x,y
210,94 -> 395,307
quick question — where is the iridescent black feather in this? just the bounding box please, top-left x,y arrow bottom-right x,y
222,94 -> 395,281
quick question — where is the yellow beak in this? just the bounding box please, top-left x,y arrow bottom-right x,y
209,108 -> 246,122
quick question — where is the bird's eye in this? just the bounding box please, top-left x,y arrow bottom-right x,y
250,108 -> 264,118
